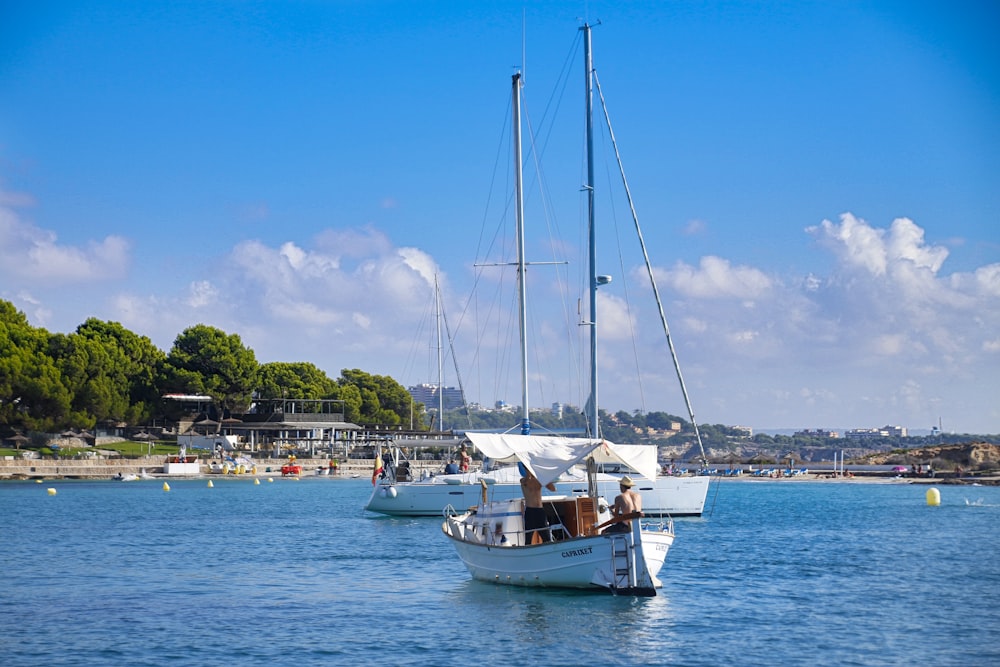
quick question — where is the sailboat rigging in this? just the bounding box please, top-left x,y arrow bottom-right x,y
365,24 -> 709,524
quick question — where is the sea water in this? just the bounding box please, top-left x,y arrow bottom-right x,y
2,477 -> 998,666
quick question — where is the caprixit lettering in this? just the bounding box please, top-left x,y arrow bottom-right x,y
561,546 -> 594,558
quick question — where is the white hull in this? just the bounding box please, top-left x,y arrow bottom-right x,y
442,497 -> 673,595
367,465 -> 708,517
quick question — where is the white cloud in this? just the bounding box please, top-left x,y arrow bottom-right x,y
596,291 -> 634,341
105,226 -> 445,371
185,281 -> 218,309
654,255 -> 772,300
0,196 -> 130,285
807,213 -> 950,278
628,213 -> 1000,431
807,212 -> 890,275
682,219 -> 706,236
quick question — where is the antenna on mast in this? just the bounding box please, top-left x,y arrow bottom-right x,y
521,9 -> 526,80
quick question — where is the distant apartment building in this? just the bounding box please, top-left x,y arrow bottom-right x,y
731,425 -> 753,437
845,425 -> 908,441
407,383 -> 465,412
794,429 -> 841,438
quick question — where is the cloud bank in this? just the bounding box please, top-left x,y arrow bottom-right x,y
2,189 -> 997,432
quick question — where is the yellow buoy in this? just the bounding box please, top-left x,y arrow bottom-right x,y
36,478 -> 43,484
207,480 -> 214,488
267,478 -> 273,483
254,478 -> 260,485
47,487 -> 57,496
926,487 -> 941,506
162,482 -> 171,492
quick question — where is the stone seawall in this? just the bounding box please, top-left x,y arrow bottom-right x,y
0,457 -> 444,479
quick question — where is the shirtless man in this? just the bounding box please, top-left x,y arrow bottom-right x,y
519,462 -> 556,543
607,475 -> 642,533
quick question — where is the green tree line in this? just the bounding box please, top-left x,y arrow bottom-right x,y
0,300 -> 423,433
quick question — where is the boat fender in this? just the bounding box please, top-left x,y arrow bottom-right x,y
387,486 -> 397,498
379,488 -> 387,498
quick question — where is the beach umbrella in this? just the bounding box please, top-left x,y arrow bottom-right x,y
221,416 -> 242,432
134,431 -> 155,455
6,433 -> 29,450
194,418 -> 220,434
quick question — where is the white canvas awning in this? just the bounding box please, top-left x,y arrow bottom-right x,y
465,433 -> 658,486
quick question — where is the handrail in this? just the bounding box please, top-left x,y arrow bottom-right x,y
596,511 -> 643,531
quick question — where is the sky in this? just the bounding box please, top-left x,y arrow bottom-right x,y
1,1 -> 998,434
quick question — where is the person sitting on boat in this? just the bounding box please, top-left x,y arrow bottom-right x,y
519,462 -> 556,543
606,476 -> 642,533
444,460 -> 459,474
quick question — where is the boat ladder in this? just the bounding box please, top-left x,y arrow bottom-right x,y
610,535 -> 634,591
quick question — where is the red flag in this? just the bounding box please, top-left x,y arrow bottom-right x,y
371,454 -> 383,485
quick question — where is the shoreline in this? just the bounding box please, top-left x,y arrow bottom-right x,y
2,457 -> 997,486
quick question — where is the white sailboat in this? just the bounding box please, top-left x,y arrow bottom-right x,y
441,25 -> 677,595
366,450 -> 707,517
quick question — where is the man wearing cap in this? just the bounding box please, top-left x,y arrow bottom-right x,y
606,475 -> 643,533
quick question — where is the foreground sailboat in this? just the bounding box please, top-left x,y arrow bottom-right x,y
441,25 -> 675,595
443,432 -> 673,595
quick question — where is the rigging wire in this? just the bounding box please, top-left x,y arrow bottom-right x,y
593,70 -> 708,465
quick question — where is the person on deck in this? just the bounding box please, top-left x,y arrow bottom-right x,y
519,462 -> 556,543
605,475 -> 642,533
458,444 -> 471,472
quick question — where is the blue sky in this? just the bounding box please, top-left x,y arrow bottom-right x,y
1,1 -> 998,434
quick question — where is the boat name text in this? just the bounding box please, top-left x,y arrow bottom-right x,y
561,546 -> 594,558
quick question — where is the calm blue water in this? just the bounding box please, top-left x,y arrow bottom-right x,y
2,477 -> 998,666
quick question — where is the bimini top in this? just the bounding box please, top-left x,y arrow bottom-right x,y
464,432 -> 658,487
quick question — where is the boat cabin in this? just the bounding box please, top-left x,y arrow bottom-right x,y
459,495 -> 605,547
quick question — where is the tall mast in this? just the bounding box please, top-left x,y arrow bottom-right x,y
583,24 -> 599,439
512,71 -> 530,435
434,273 -> 444,430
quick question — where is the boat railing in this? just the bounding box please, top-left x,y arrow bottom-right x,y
639,516 -> 674,534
